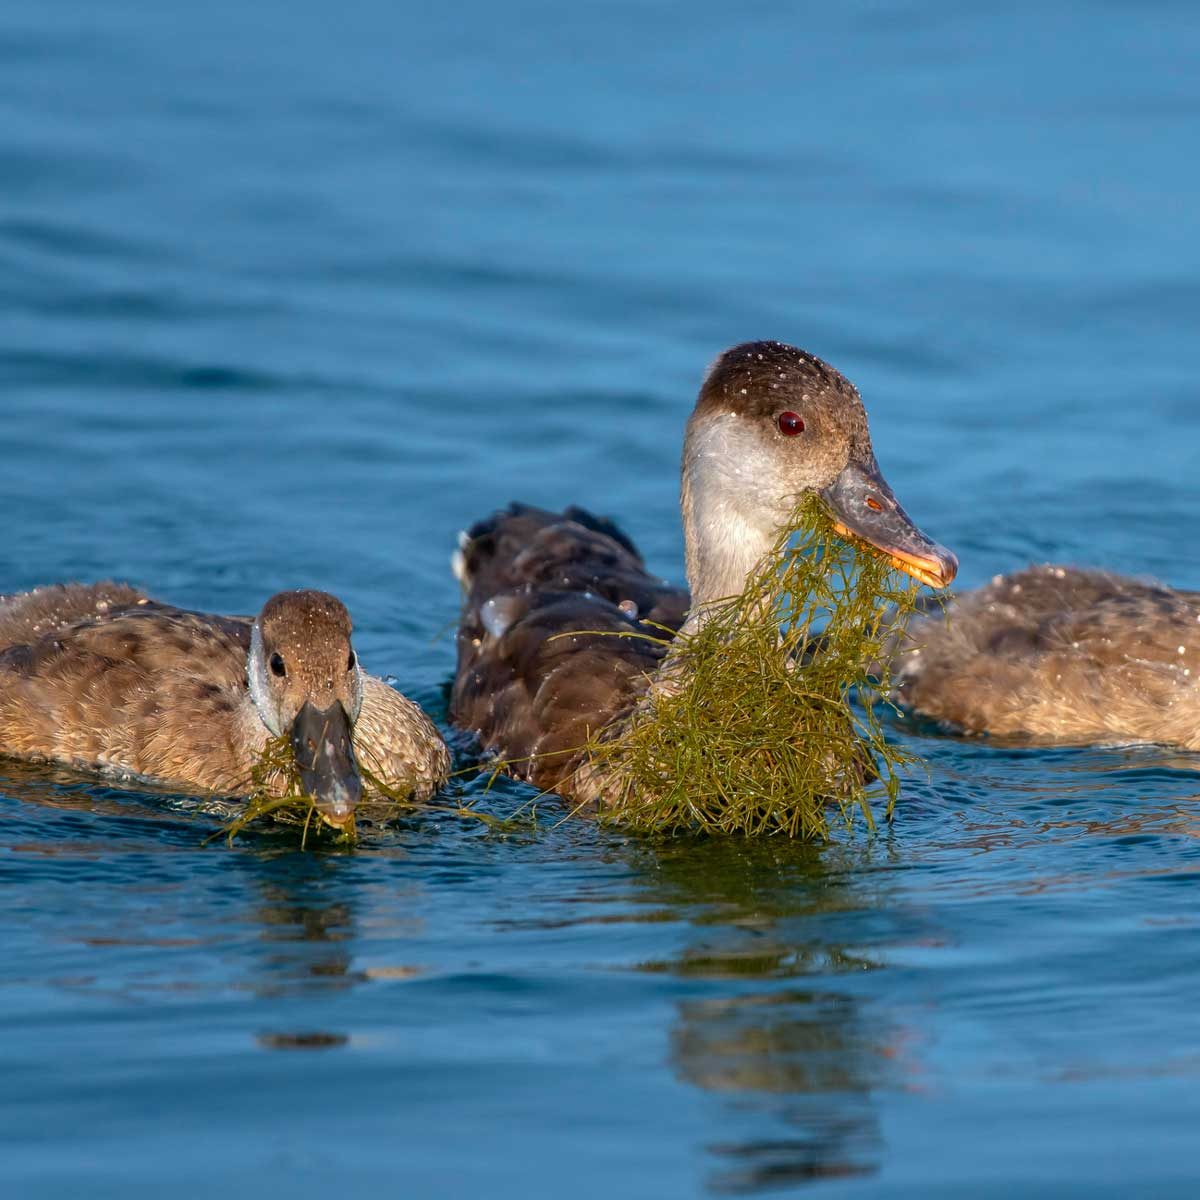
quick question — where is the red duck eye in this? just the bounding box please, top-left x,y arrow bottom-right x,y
777,411 -> 805,436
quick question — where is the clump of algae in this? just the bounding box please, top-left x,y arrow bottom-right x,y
581,496 -> 927,839
211,737 -> 520,848
208,737 -> 401,847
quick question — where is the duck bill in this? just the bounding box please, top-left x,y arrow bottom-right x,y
821,461 -> 958,589
289,700 -> 363,830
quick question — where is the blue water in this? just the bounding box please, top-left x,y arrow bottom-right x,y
3,1 -> 1200,1195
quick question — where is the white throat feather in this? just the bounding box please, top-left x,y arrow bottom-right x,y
247,621 -> 282,736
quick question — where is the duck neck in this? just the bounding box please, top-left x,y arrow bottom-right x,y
679,413 -> 779,637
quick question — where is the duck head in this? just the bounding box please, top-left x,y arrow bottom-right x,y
247,590 -> 366,829
681,341 -> 957,611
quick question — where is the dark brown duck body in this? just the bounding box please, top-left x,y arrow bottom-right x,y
892,565 -> 1200,749
450,341 -> 956,802
450,505 -> 691,791
0,583 -> 450,821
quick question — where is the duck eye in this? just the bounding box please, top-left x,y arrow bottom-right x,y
269,652 -> 287,677
347,650 -> 356,671
777,411 -> 805,436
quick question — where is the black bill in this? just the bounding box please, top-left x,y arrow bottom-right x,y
290,700 -> 363,829
822,460 -> 958,589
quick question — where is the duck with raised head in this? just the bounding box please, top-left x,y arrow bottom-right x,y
890,564 -> 1200,750
0,583 -> 449,827
450,340 -> 958,802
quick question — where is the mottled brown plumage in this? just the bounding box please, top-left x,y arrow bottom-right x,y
450,341 -> 956,802
892,565 -> 1200,749
0,583 -> 449,821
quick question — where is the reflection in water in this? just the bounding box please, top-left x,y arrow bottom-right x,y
12,745 -> 1200,1188
675,989 -> 886,1194
629,839 -> 909,1194
239,859 -> 422,1050
640,942 -> 875,981
256,1031 -> 348,1051
0,757 -> 199,827
252,885 -> 358,997
677,989 -> 880,1096
244,867 -> 360,1051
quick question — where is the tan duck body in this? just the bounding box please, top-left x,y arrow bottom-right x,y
893,565 -> 1200,750
450,341 -> 956,803
0,583 -> 449,823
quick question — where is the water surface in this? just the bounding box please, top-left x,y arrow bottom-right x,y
3,1 -> 1200,1195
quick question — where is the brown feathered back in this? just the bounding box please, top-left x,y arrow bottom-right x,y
0,583 -> 449,799
0,581 -> 163,645
893,565 -> 1200,749
0,585 -> 257,792
450,504 -> 689,792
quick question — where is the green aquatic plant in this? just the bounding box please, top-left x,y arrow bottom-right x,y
212,736 -> 529,847
212,735 -> 389,847
579,496 -> 927,839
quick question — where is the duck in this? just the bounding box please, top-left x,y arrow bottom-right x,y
890,564 -> 1200,750
0,583 -> 450,827
450,340 -> 958,802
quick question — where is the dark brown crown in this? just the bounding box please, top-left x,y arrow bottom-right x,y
696,343 -> 873,453
259,590 -> 353,643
